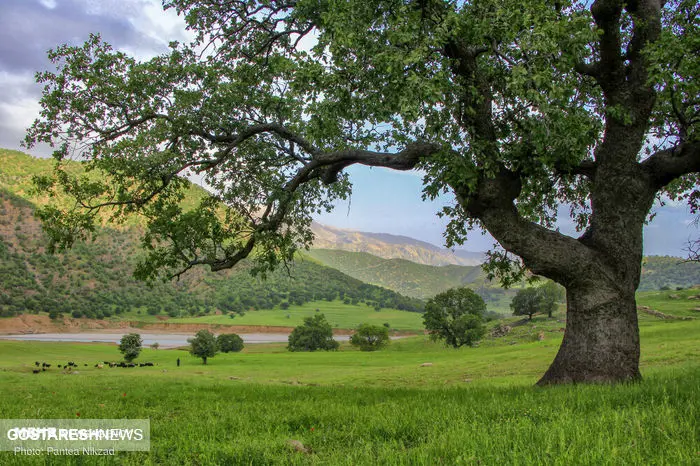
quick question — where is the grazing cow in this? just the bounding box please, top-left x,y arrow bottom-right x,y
32,369 -> 40,374
57,365 -> 62,368
43,363 -> 51,368
35,362 -> 40,367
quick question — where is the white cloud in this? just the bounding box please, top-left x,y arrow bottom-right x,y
39,0 -> 57,9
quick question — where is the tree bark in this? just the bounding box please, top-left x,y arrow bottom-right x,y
537,280 -> 641,385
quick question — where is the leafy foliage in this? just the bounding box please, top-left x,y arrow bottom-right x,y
287,314 -> 339,352
188,329 -> 218,364
511,282 -> 565,319
217,333 -> 244,353
349,323 -> 390,352
538,281 -> 566,318
423,288 -> 487,348
118,333 -> 142,363
510,288 -> 542,320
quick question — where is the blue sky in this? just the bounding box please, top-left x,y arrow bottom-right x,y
0,0 -> 695,256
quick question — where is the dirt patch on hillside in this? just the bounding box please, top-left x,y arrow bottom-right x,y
0,315 -> 364,335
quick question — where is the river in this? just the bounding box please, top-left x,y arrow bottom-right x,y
0,332 -> 348,347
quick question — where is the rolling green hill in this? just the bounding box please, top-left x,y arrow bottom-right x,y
307,248 -> 489,298
0,149 -> 424,323
307,241 -> 700,303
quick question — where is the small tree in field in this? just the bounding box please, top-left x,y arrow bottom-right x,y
119,333 -> 142,363
511,288 -> 541,320
512,282 -> 566,320
288,314 -> 339,352
217,333 -> 244,353
350,323 -> 390,351
188,329 -> 218,364
539,282 -> 566,318
423,288 -> 486,348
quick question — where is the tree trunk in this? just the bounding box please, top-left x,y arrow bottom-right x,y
203,356 -> 207,365
537,281 -> 641,385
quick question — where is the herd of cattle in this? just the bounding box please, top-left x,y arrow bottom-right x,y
31,360 -> 156,373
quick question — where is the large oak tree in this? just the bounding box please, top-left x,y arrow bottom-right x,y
25,0 -> 699,384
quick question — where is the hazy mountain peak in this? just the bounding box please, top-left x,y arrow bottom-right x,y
310,221 -> 485,266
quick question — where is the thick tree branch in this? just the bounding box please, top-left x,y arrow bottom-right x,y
574,61 -> 600,79
454,168 -> 603,286
642,141 -> 700,188
591,0 -> 625,96
555,159 -> 598,180
164,138 -> 442,277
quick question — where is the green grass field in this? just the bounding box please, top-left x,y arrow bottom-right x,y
168,300 -> 424,331
109,288 -> 697,334
636,287 -> 700,318
0,306 -> 698,465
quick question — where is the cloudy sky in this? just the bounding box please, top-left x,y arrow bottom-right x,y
0,0 -> 696,256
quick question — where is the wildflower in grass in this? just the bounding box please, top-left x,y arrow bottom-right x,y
76,412 -> 80,417
123,393 -> 126,397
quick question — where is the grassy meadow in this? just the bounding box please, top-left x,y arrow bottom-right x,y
0,302 -> 698,465
167,300 -> 424,331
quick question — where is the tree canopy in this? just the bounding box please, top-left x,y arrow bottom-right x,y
25,0 -> 700,384
423,287 -> 487,348
118,333 -> 142,363
188,329 -> 218,364
287,313 -> 339,352
349,323 -> 391,351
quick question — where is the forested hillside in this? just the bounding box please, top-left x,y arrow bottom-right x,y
0,150 -> 423,319
639,256 -> 700,291
1,149 -> 697,322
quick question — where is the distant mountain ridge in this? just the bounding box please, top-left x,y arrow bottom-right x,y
310,222 -> 484,267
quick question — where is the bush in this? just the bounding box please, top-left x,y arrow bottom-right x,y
188,329 -> 218,364
119,333 -> 142,362
423,287 -> 486,348
287,314 -> 339,352
217,333 -> 244,353
350,323 -> 390,351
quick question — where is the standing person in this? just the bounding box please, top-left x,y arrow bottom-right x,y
176,357 -> 180,367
